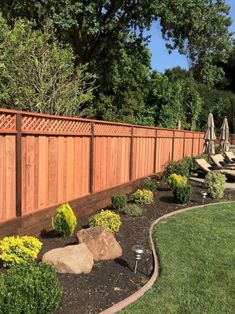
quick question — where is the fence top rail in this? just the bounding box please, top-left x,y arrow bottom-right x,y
0,108 -> 204,134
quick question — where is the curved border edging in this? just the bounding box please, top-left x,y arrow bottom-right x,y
99,201 -> 235,314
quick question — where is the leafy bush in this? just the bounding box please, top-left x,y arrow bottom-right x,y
111,194 -> 127,210
0,262 -> 61,314
122,204 -> 144,217
167,173 -> 187,189
143,178 -> 157,191
89,210 -> 122,233
0,15 -> 94,116
131,189 -> 153,205
164,161 -> 190,179
52,203 -> 77,238
0,236 -> 42,266
173,184 -> 192,204
204,172 -> 226,199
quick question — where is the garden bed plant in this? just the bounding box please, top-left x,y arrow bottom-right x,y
0,166 -> 234,314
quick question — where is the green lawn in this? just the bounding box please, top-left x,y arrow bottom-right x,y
122,202 -> 235,314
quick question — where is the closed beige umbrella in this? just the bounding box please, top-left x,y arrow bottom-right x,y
220,117 -> 230,152
203,113 -> 216,155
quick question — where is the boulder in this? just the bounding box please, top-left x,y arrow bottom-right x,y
77,227 -> 122,261
42,243 -> 94,274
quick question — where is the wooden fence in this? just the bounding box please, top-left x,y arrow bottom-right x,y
0,109 -> 204,224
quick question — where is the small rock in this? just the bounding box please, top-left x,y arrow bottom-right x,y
77,227 -> 122,261
42,243 -> 94,274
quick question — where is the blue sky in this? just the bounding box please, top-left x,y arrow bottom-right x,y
148,0 -> 235,72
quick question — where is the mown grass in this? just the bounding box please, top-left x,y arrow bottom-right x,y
122,202 -> 235,314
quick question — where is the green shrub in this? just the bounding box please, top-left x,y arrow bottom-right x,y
89,210 -> 122,233
52,203 -> 77,238
111,194 -> 127,210
167,173 -> 187,189
164,161 -> 190,179
0,262 -> 61,314
122,204 -> 144,217
182,157 -> 199,173
131,189 -> 153,205
0,236 -> 42,266
204,172 -> 226,199
143,178 -> 157,191
173,184 -> 192,204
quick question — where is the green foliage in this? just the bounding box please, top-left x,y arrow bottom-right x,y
0,236 -> 42,266
52,203 -> 77,238
143,178 -> 157,192
173,184 -> 192,204
131,189 -> 153,205
204,172 -> 226,199
0,15 -> 94,116
111,194 -> 128,210
0,1 -> 232,124
147,73 -> 202,130
0,262 -> 61,314
122,204 -> 144,217
167,173 -> 187,189
164,161 -> 190,179
89,210 -> 122,233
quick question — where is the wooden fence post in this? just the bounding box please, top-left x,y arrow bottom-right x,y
191,133 -> 194,157
183,131 -> 186,158
89,122 -> 94,194
172,131 -> 175,161
198,134 -> 201,156
16,114 -> 22,217
129,127 -> 134,181
154,129 -> 158,173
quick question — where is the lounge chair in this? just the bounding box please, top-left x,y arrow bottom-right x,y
195,158 -> 235,180
210,154 -> 235,170
224,151 -> 235,163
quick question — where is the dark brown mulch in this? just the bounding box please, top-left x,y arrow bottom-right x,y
1,180 -> 234,314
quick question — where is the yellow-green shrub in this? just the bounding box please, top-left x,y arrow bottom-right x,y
167,173 -> 187,189
131,189 -> 153,205
52,203 -> 77,238
89,210 -> 122,233
0,236 -> 42,266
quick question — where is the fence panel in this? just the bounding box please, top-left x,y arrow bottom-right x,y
0,109 -> 204,223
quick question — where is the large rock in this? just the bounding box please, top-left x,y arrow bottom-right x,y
77,227 -> 122,261
42,243 -> 94,274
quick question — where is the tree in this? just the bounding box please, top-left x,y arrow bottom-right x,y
0,15 -> 94,116
1,0 -> 232,73
147,72 -> 202,130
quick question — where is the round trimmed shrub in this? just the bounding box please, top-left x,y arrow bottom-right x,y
173,184 -> 192,204
204,172 -> 226,199
167,173 -> 187,189
143,178 -> 157,192
131,189 -> 153,205
122,204 -> 144,217
0,262 -> 61,314
0,236 -> 42,266
111,194 -> 127,210
52,203 -> 77,238
89,209 -> 122,233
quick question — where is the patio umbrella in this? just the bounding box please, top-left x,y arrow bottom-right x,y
220,117 -> 230,152
203,112 -> 216,155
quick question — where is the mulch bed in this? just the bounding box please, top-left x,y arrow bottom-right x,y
2,179 -> 234,314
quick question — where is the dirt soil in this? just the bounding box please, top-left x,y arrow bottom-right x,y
9,180 -> 235,313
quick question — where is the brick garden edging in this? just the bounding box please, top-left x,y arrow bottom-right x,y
99,201 -> 235,314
